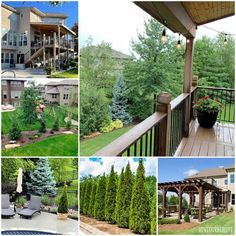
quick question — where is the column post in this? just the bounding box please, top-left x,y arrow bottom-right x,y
162,188 -> 167,218
178,187 -> 182,220
198,185 -> 203,222
43,34 -> 46,68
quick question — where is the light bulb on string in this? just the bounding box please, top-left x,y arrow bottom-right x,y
177,33 -> 181,49
161,28 -> 167,43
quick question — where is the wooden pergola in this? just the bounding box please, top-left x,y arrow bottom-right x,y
158,179 -> 228,222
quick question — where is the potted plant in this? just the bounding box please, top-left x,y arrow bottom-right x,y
57,184 -> 68,220
193,95 -> 222,128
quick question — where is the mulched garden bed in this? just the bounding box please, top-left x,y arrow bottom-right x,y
2,128 -> 77,149
159,221 -> 199,231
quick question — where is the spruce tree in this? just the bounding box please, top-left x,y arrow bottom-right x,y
8,120 -> 21,140
26,158 -> 57,196
115,168 -> 124,225
94,174 -> 106,220
129,159 -> 150,234
110,75 -> 132,124
88,180 -> 97,217
105,165 -> 117,223
150,187 -> 157,235
83,179 -> 93,215
119,162 -> 133,228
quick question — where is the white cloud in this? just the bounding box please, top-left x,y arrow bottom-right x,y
183,169 -> 199,177
79,157 -> 157,177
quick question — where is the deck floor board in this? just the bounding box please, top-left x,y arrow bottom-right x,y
175,120 -> 234,157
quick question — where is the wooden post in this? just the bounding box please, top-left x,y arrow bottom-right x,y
43,34 -> 46,68
58,25 -> 60,70
67,33 -> 69,66
53,32 -> 56,68
183,37 -> 194,137
198,185 -> 203,222
156,92 -> 172,156
216,192 -> 220,215
162,188 -> 167,218
178,187 -> 182,220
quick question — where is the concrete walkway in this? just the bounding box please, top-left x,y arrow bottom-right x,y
2,212 -> 78,235
1,68 -> 47,78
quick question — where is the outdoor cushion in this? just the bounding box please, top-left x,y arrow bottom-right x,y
1,194 -> 10,209
2,208 -> 15,217
18,208 -> 38,217
28,196 -> 41,210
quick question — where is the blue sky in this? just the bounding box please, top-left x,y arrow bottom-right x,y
4,1 -> 78,28
80,157 -> 157,177
158,158 -> 234,183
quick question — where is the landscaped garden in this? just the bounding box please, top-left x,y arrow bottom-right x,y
1,158 -> 78,234
1,81 -> 78,157
80,158 -> 156,235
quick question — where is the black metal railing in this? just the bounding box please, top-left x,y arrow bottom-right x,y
197,86 -> 235,123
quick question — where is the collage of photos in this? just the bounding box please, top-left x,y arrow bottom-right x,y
0,0 -> 235,236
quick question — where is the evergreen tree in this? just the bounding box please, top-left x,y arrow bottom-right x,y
150,187 -> 157,235
57,184 -> 68,213
80,181 -> 86,214
8,120 -> 21,140
83,179 -> 93,215
129,159 -> 150,234
115,168 -> 124,225
26,158 -> 57,196
105,165 -> 117,223
52,117 -> 59,131
38,118 -> 46,133
110,75 -> 132,124
88,180 -> 97,217
94,174 -> 106,220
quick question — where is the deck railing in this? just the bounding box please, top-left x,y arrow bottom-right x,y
197,86 -> 235,123
93,85 -> 234,157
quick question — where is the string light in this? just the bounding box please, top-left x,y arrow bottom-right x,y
177,33 -> 181,49
161,28 -> 167,43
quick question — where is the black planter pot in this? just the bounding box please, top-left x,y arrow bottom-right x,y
197,111 -> 218,128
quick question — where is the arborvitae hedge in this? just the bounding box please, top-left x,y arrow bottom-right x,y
80,181 -> 85,213
83,179 -> 92,215
88,181 -> 97,217
94,174 -> 106,220
105,165 -> 117,223
150,187 -> 157,234
115,168 -> 124,225
129,159 -> 150,234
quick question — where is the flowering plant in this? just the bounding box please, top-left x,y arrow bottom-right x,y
193,96 -> 223,113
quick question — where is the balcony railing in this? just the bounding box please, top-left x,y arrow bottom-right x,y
93,85 -> 235,157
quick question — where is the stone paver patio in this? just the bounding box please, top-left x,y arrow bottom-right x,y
2,212 -> 78,235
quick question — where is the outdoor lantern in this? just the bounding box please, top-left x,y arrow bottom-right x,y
161,28 -> 167,43
177,34 -> 181,49
224,34 -> 227,44
186,38 -> 190,43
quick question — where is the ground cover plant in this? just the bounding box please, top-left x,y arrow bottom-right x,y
80,159 -> 156,234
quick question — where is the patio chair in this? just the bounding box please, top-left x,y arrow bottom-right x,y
1,194 -> 15,218
18,195 -> 41,219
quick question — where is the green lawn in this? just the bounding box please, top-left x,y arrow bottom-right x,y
80,126 -> 134,156
2,134 -> 78,156
48,68 -> 78,78
159,212 -> 235,235
2,106 -> 78,134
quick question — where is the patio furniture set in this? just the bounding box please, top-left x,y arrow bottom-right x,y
2,194 -> 41,219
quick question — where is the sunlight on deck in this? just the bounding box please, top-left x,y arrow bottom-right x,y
175,120 -> 234,156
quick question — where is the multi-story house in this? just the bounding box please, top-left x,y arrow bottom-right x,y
1,79 -> 26,107
43,80 -> 78,106
1,3 -> 76,69
187,165 -> 235,210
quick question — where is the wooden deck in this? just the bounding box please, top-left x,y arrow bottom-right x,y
175,120 -> 234,156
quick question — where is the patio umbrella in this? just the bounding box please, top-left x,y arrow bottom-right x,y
16,168 -> 23,193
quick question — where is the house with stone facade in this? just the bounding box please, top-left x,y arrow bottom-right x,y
1,2 -> 76,70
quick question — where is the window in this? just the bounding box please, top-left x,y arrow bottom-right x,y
230,174 -> 234,183
52,94 -> 57,99
63,94 -> 69,100
1,53 -> 4,63
11,91 -> 21,99
1,80 -> 7,86
3,91 -> 7,99
232,194 -> 235,205
10,81 -> 21,87
213,179 -> 217,186
224,179 -> 228,185
5,53 -> 9,63
8,31 -> 13,46
23,33 -> 27,46
2,33 -> 7,45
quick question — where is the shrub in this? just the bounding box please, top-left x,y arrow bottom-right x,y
38,119 -> 46,133
158,218 -> 181,225
113,119 -> 123,129
66,120 -> 72,130
67,195 -> 78,208
57,185 -> 68,214
52,118 -> 59,131
184,213 -> 190,222
8,120 -> 21,140
41,195 -> 55,206
100,120 -> 114,133
28,133 -> 41,140
16,195 -> 27,207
